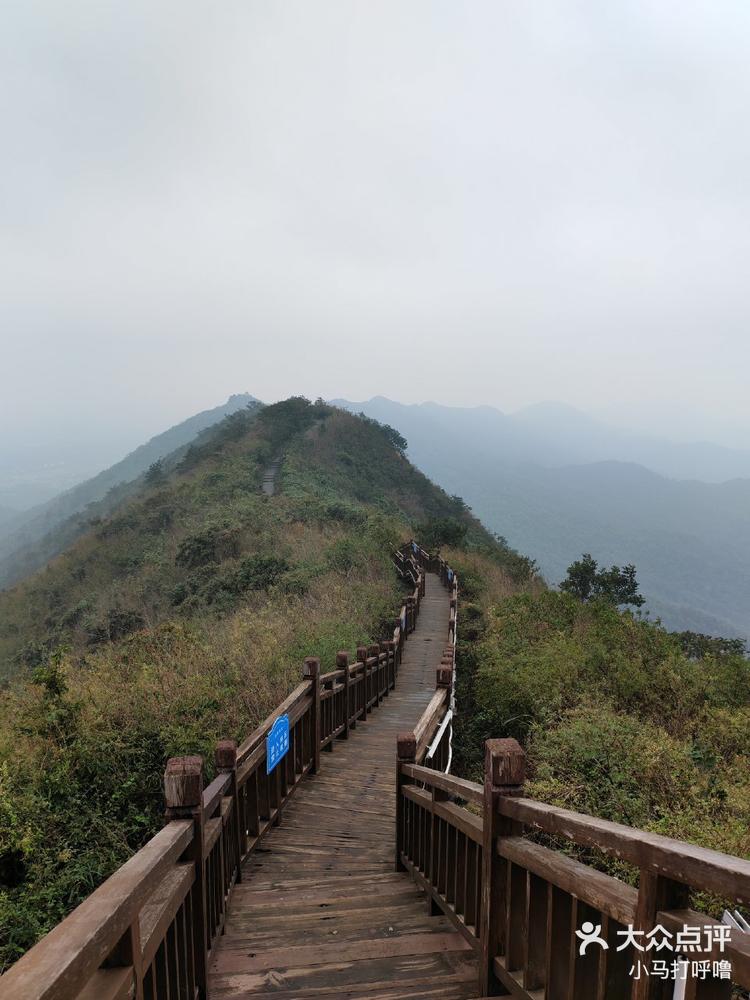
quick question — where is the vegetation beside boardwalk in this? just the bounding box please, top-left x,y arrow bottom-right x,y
453,577 -> 750,903
0,399 -> 526,969
2,393 -> 746,967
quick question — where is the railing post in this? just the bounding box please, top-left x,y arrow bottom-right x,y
106,921 -> 144,1000
303,656 -> 321,774
395,616 -> 404,659
379,643 -> 390,698
396,732 -> 417,872
368,643 -> 382,704
357,645 -> 370,717
479,738 -> 525,997
441,644 -> 454,677
632,872 -> 690,1000
406,596 -> 416,633
164,755 -> 208,1000
425,667 -> 453,911
436,665 -> 452,690
383,639 -> 396,691
216,738 -> 243,884
337,651 -> 350,738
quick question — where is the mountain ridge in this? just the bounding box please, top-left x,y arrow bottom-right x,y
333,396 -> 750,639
0,398 -> 526,682
0,394 -> 261,589
332,396 -> 750,483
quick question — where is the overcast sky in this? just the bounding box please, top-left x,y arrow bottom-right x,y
2,0 -> 750,457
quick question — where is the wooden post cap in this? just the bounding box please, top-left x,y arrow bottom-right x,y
215,739 -> 237,770
450,597 -> 457,610
356,645 -> 369,662
382,640 -> 396,652
367,643 -> 380,658
406,596 -> 415,607
164,755 -> 203,810
336,651 -> 349,667
436,666 -> 452,688
303,656 -> 320,678
485,738 -> 526,788
397,732 -> 417,761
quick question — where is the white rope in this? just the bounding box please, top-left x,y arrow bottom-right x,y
446,596 -> 457,773
426,708 -> 453,761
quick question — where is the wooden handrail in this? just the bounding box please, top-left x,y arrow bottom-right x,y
1,542 -> 425,998
13,535 -> 749,998
236,680 -> 311,764
395,545 -> 750,997
499,795 -> 750,904
202,770 -> 232,816
413,688 -> 448,757
399,762 -> 483,805
498,835 -> 638,927
0,820 -> 192,1000
397,723 -> 750,997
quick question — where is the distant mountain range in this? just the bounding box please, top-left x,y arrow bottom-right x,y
0,394 -> 260,589
332,398 -> 750,484
4,391 -> 748,639
333,397 -> 750,639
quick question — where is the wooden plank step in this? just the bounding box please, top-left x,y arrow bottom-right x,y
212,932 -> 472,974
210,950 -> 478,995
213,981 -> 480,999
219,916 -> 458,947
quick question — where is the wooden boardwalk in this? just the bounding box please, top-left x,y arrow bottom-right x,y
261,455 -> 282,496
209,572 -> 480,999
5,545 -> 749,1000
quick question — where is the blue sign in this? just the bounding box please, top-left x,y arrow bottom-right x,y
447,568 -> 454,583
266,714 -> 290,774
411,541 -> 418,555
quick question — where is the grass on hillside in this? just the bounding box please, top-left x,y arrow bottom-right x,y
453,584 -> 750,912
0,398 -> 529,968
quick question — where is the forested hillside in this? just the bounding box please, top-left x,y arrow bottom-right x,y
449,569 -> 750,896
0,398 -> 529,968
0,394 -> 261,590
2,395 -> 748,972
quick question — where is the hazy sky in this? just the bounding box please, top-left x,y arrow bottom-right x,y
2,1 -> 750,455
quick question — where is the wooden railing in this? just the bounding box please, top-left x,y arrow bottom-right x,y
8,535 -> 749,1000
394,542 -> 458,775
0,547 -> 426,1000
395,551 -> 750,1000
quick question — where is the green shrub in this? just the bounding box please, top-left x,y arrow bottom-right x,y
175,526 -> 239,569
233,555 -> 289,592
528,707 -> 701,828
457,587 -> 750,883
